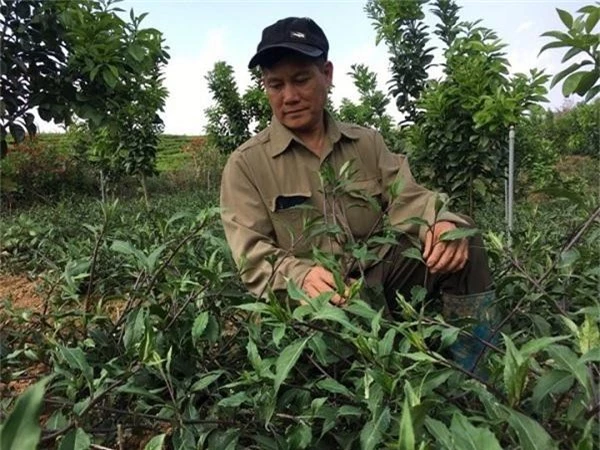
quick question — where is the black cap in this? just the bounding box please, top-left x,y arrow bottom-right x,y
248,17 -> 329,69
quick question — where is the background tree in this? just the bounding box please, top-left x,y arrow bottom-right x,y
338,64 -> 403,151
204,63 -> 272,154
365,0 -> 433,124
410,20 -> 548,215
242,67 -> 272,134
204,62 -> 251,154
1,0 -> 169,199
0,0 -> 72,157
540,4 -> 600,101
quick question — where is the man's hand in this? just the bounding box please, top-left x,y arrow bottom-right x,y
302,266 -> 346,306
423,221 -> 469,274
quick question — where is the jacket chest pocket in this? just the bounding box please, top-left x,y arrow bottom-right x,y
342,178 -> 384,239
269,191 -> 313,251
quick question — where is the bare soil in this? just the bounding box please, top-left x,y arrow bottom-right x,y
0,273 -> 45,313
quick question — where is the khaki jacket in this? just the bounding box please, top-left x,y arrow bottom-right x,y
220,113 -> 467,297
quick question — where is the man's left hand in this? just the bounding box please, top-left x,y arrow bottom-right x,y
423,221 -> 469,274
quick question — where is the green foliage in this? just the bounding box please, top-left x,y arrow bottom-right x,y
0,0 -> 170,178
0,161 -> 598,449
549,99 -> 600,157
0,136 -> 95,208
0,0 -> 71,156
0,378 -> 51,450
204,63 -> 271,154
365,0 -> 433,123
410,20 -> 549,214
540,4 -> 600,101
205,62 -> 251,153
432,0 -> 461,48
337,64 -> 403,151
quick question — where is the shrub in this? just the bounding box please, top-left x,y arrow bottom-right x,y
0,137 -> 95,208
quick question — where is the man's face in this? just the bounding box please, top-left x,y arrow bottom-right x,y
262,55 -> 333,135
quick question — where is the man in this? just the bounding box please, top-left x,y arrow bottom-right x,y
220,17 -> 497,371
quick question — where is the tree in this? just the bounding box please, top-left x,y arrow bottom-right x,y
0,0 -> 170,192
365,0 -> 433,124
338,64 -> 402,151
540,4 -> 600,101
204,63 -> 271,154
411,20 -> 548,214
0,0 -> 72,157
204,62 -> 251,154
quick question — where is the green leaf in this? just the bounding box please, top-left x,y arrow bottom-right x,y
57,346 -> 93,383
0,377 -> 51,450
123,307 -> 147,354
398,399 -> 415,450
190,371 -> 224,392
345,300 -> 378,320
503,407 -> 557,450
102,68 -> 118,89
424,417 -> 453,448
585,9 -> 600,32
286,279 -> 310,303
316,378 -> 353,398
439,227 -> 479,241
535,187 -> 585,207
520,336 -> 569,358
539,41 -> 571,54
128,44 -> 146,62
580,347 -> 600,363
550,62 -> 585,89
546,345 -> 589,392
360,406 -> 390,450
58,428 -> 91,450
45,411 -> 68,431
311,304 -> 360,333
561,47 -> 583,63
144,434 -> 166,450
532,370 -> 574,407
574,71 -> 599,96
274,337 -> 310,394
192,311 -> 210,343
218,391 -> 248,407
236,302 -> 272,314
287,423 -> 312,449
401,247 -> 423,263
557,8 -> 574,28
111,239 -> 137,255
563,71 -> 586,96
451,413 -> 502,450
578,315 -> 600,354
503,334 -> 528,405
272,325 -> 286,347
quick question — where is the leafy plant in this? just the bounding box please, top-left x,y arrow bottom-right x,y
365,0 -> 433,124
338,64 -> 403,152
540,4 -> 600,101
410,20 -> 549,215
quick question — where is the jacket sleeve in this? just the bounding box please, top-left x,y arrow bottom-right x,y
373,132 -> 469,242
220,151 -> 315,297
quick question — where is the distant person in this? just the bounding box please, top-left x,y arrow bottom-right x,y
220,17 -> 498,371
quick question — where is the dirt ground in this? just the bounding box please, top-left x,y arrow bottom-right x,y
0,273 -> 45,313
0,274 -> 47,398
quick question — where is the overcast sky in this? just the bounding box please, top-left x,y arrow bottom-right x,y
38,0 -> 590,135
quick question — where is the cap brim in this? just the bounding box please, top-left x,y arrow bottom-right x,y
248,43 -> 324,68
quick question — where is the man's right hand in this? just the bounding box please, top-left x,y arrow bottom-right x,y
302,266 -> 346,306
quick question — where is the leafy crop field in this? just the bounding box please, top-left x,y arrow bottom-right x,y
32,133 -> 200,173
1,155 -> 598,449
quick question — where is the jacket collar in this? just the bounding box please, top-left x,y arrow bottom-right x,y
268,110 -> 360,158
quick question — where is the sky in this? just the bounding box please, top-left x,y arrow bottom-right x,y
38,0 -> 591,135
